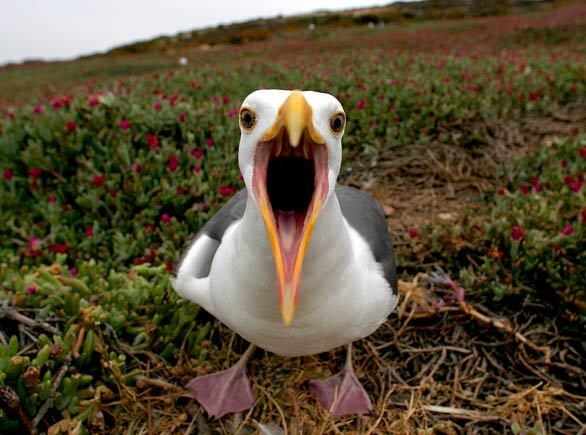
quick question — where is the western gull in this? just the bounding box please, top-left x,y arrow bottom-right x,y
173,89 -> 397,418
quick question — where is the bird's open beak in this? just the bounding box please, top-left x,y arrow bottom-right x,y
252,91 -> 329,326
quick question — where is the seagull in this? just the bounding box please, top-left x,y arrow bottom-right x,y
173,89 -> 397,418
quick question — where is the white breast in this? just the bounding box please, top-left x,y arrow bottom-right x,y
205,219 -> 397,357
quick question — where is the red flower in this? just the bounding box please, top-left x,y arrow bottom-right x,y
580,147 -> 586,158
28,167 -> 42,179
177,186 -> 186,196
29,181 -> 39,191
511,226 -> 524,241
190,148 -> 203,159
91,175 -> 105,187
562,225 -> 573,236
219,186 -> 235,197
85,225 -> 94,237
50,243 -> 69,253
132,163 -> 142,174
168,155 -> 180,172
88,97 -> 100,107
51,99 -> 63,109
3,168 -> 13,181
161,213 -> 171,223
109,189 -> 117,198
66,120 -> 77,132
194,165 -> 202,174
561,159 -> 568,168
408,228 -> 419,239
520,185 -> 531,195
355,99 -> 366,110
146,133 -> 160,149
33,104 -> 43,115
497,187 -> 505,196
27,285 -> 38,295
178,113 -> 186,123
49,195 -> 57,204
153,101 -> 162,111
581,209 -> 586,223
568,178 -> 583,192
119,120 -> 132,130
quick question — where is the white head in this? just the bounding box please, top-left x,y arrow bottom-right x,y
236,89 -> 346,326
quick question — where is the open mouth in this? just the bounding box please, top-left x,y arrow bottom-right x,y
252,129 -> 329,325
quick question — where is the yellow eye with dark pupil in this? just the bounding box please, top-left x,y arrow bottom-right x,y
240,109 -> 256,130
330,113 -> 345,134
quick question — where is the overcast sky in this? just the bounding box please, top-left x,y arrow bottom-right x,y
1,0 -> 392,64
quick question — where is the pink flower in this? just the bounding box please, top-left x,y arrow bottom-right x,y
91,175 -> 105,187
226,108 -> 237,118
205,137 -> 214,149
85,225 -> 94,237
562,225 -> 573,236
219,186 -> 235,197
33,104 -> 43,115
190,148 -> 203,159
520,185 -> 531,195
193,164 -> 202,174
119,120 -> 132,130
355,99 -> 366,110
370,120 -> 378,128
66,120 -> 77,132
88,97 -> 100,107
51,99 -> 63,109
161,213 -> 171,223
71,267 -> 78,277
132,163 -> 142,174
168,155 -> 180,172
178,113 -> 186,123
49,195 -> 57,204
3,168 -> 13,181
146,133 -> 160,149
28,167 -> 42,179
570,180 -> 583,193
222,96 -> 230,105
29,237 -> 41,251
408,228 -> 419,239
511,226 -> 524,241
153,101 -> 162,111
27,285 -> 38,295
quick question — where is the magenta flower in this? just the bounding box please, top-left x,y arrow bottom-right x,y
29,237 -> 41,251
33,104 -> 43,115
178,113 -> 186,123
161,213 -> 171,223
520,185 -> 531,195
168,155 -> 180,172
408,228 -> 419,239
153,101 -> 162,111
194,164 -> 202,174
570,180 -> 583,193
205,137 -> 214,149
27,285 -> 38,295
219,186 -> 235,197
190,148 -> 203,159
356,99 -> 366,110
562,225 -> 573,236
51,99 -> 63,109
49,195 -> 57,204
91,175 -> 105,187
226,108 -> 237,118
580,147 -> 586,158
511,226 -> 524,241
3,168 -> 13,181
71,267 -> 78,277
146,133 -> 160,149
88,97 -> 100,107
28,167 -> 42,179
119,120 -> 132,130
177,186 -> 186,196
66,120 -> 77,132
85,225 -> 94,237
132,163 -> 142,174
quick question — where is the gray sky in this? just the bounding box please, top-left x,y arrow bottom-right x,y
1,0 -> 390,64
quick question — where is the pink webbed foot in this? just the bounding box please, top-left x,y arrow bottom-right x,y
186,345 -> 256,418
309,344 -> 373,417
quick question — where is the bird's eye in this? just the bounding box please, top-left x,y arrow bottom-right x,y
329,112 -> 345,134
239,108 -> 256,131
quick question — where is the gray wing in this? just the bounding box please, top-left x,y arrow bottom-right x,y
335,185 -> 398,291
199,188 -> 247,241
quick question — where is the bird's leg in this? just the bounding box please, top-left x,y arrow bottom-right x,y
186,343 -> 256,419
309,342 -> 373,417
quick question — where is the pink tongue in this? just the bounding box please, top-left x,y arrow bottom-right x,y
276,212 -> 299,252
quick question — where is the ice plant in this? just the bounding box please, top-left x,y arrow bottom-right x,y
511,226 -> 524,241
91,175 -> 106,187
